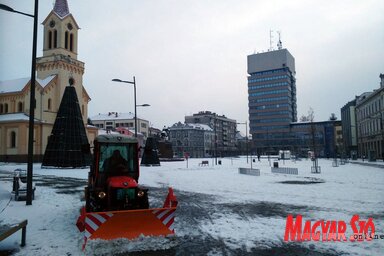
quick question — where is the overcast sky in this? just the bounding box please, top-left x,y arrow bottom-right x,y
1,0 -> 383,134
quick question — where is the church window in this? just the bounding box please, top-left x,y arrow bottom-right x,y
10,131 -> 16,148
65,31 -> 69,49
48,31 -> 52,49
70,33 -> 74,51
18,102 -> 23,112
48,30 -> 57,49
48,98 -> 52,110
53,30 -> 57,48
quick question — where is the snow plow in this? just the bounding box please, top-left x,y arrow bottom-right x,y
76,134 -> 177,249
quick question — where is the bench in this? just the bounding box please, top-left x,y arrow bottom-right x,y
271,167 -> 298,175
239,168 -> 260,176
199,160 -> 209,166
0,220 -> 28,247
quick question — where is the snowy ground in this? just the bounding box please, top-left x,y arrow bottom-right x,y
0,157 -> 383,255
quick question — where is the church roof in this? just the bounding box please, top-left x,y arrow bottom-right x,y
0,75 -> 56,94
53,0 -> 70,18
0,113 -> 29,123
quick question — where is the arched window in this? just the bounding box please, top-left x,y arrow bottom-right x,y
48,30 -> 52,49
70,33 -> 74,51
53,30 -> 57,48
18,102 -> 23,112
65,31 -> 69,49
11,131 -> 16,148
48,98 -> 52,110
4,103 -> 8,113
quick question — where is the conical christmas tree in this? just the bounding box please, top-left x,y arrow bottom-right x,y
140,137 -> 160,166
42,86 -> 90,168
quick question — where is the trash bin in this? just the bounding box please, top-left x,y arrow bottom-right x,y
273,162 -> 279,168
218,160 -> 222,165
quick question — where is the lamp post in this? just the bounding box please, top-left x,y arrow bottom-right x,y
237,121 -> 249,163
112,78 -> 149,137
1,1 -> 38,206
112,77 -> 137,137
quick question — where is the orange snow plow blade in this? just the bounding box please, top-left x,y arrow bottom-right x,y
84,207 -> 177,241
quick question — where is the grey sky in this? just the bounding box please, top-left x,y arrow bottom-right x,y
1,0 -> 383,134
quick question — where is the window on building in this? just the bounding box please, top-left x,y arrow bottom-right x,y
48,31 -> 52,49
48,98 -> 52,110
141,123 -> 147,128
70,33 -> 74,51
18,102 -> 23,112
54,30 -> 57,48
4,103 -> 8,113
10,131 -> 16,148
65,31 -> 69,49
0,104 -> 3,113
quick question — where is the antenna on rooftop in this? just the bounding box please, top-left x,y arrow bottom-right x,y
277,31 -> 283,50
269,29 -> 274,51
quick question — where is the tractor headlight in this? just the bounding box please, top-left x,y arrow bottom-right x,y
98,191 -> 106,199
137,190 -> 145,197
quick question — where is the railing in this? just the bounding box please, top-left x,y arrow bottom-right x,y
0,219 -> 28,247
271,167 -> 298,175
239,168 -> 260,176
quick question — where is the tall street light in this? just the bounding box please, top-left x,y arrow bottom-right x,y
112,77 -> 137,137
1,1 -> 39,206
112,78 -> 149,137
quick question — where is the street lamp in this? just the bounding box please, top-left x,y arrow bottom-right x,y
1,1 -> 39,206
237,121 -> 249,163
112,77 -> 149,137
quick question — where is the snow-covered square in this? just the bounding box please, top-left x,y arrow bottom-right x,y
0,157 -> 383,255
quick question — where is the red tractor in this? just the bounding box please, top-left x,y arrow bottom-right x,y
76,134 -> 177,248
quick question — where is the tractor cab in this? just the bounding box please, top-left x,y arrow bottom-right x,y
97,142 -> 139,184
86,134 -> 148,212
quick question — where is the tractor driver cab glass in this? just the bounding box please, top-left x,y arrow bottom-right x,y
100,145 -> 129,172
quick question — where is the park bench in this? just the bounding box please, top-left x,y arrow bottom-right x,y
0,219 -> 28,247
199,160 -> 209,166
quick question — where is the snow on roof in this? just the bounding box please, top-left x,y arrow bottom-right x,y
0,113 -> 30,122
170,122 -> 213,131
0,75 -> 56,94
188,123 -> 213,131
90,112 -> 137,121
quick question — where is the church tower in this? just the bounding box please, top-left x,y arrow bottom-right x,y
36,0 -> 89,124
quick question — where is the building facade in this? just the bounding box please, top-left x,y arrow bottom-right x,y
90,112 -> 150,139
0,0 -> 97,162
168,122 -> 214,158
355,74 -> 384,161
247,49 -> 297,154
185,111 -> 237,156
341,98 -> 358,158
290,120 -> 342,158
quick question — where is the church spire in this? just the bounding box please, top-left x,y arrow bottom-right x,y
53,0 -> 70,18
